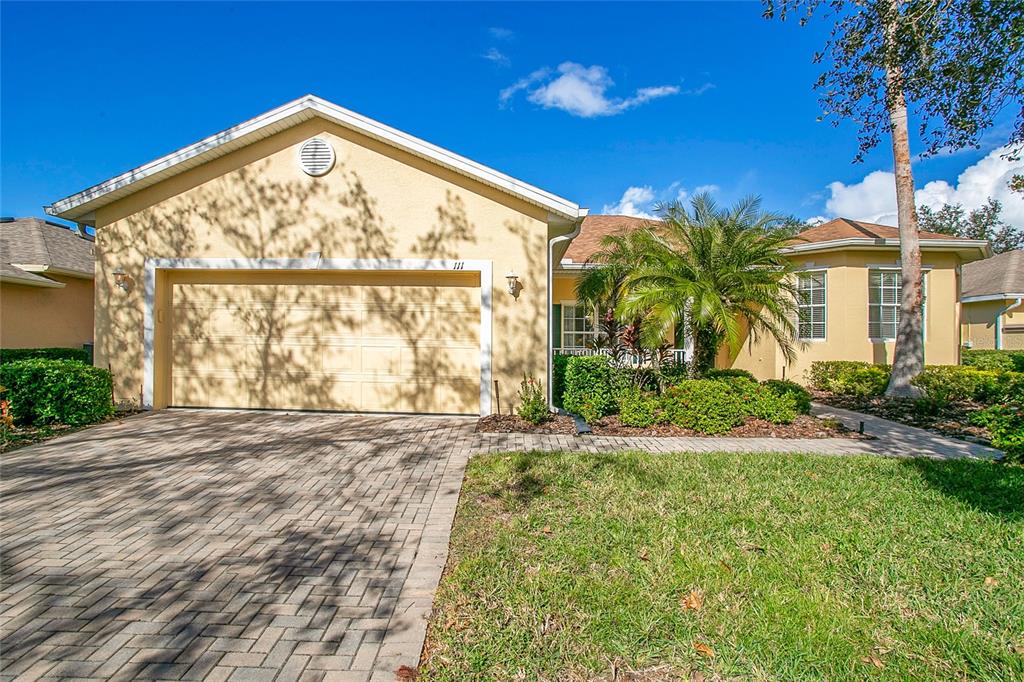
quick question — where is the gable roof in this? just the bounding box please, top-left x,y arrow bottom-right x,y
0,218 -> 95,284
962,249 -> 1024,300
558,215 -> 990,266
45,95 -> 584,226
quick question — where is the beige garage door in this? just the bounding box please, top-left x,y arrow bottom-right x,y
169,271 -> 481,414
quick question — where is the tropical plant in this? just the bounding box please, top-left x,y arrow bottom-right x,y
584,194 -> 799,376
516,375 -> 549,425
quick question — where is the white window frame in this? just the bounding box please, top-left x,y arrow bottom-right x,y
868,268 -> 927,342
796,270 -> 827,341
560,300 -> 598,350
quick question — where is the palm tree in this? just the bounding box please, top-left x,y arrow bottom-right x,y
577,193 -> 799,376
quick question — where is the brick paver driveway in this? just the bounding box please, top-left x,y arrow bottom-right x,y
1,410 -> 476,682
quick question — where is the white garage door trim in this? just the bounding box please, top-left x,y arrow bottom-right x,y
142,257 -> 493,415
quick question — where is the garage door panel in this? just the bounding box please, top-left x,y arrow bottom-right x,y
170,274 -> 481,414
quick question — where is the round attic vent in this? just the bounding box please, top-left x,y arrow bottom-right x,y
298,137 -> 335,177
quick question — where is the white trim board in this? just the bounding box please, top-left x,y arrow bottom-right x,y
962,293 -> 1024,303
142,257 -> 493,416
47,95 -> 583,224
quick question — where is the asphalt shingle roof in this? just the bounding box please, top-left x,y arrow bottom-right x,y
962,249 -> 1024,298
0,218 -> 94,279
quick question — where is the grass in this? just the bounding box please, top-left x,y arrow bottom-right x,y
421,451 -> 1024,681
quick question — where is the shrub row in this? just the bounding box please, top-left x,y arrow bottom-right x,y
808,359 -> 1024,405
557,355 -> 811,434
962,349 -> 1024,373
0,347 -> 90,365
0,359 -> 114,426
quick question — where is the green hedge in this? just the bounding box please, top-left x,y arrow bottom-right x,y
762,379 -> 812,415
562,355 -> 616,422
704,368 -> 757,382
962,349 -> 1024,373
551,354 -> 570,409
662,380 -> 746,434
807,361 -> 890,396
0,359 -> 113,426
617,387 -> 659,428
0,347 -> 90,365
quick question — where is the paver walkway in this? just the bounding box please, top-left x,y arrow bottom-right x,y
0,406 -> 999,681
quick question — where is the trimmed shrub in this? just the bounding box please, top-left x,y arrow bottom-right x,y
0,347 -> 90,365
0,359 -> 113,426
563,355 -> 616,423
617,388 -> 658,428
749,388 -> 797,424
657,360 -> 690,388
972,403 -> 1024,464
661,380 -> 745,434
808,361 -> 889,397
911,365 -> 1002,405
704,368 -> 757,382
551,354 -> 570,409
516,375 -> 549,424
762,379 -> 812,415
963,349 -> 1024,373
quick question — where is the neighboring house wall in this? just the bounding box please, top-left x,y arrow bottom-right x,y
0,274 -> 94,349
92,118 -> 558,411
962,299 -> 1024,350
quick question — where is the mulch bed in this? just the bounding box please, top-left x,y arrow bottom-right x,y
812,391 -> 993,445
477,413 -> 869,439
477,414 -> 578,435
1,410 -> 142,454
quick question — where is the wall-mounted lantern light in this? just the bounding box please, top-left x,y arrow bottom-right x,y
505,270 -> 520,296
113,268 -> 131,291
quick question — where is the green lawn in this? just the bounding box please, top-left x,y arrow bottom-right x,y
421,452 -> 1024,681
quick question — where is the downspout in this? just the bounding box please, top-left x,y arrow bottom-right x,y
995,297 -> 1023,350
547,211 -> 588,411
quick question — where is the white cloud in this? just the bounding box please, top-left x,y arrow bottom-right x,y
489,27 -> 514,41
602,186 -> 658,218
482,47 -> 509,67
806,216 -> 829,226
824,145 -> 1024,228
501,62 -> 680,117
684,82 -> 716,96
602,182 -> 720,217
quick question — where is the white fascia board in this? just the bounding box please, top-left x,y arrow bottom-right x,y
962,293 -> 1024,303
46,95 -> 582,223
783,237 -> 990,255
11,264 -> 94,279
0,271 -> 65,288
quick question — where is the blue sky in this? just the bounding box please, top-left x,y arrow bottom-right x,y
3,1 -> 1022,227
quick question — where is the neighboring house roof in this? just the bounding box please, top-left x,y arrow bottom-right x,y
45,94 -> 585,225
0,217 -> 95,286
962,249 -> 1024,302
559,214 -> 990,265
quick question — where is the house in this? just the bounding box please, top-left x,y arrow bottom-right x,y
46,95 -> 587,415
961,249 -> 1024,350
44,95 -> 988,415
0,217 -> 95,349
554,216 -> 989,383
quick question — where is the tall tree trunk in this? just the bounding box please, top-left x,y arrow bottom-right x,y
883,16 -> 925,397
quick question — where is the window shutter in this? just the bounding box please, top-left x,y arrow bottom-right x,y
552,304 -> 562,348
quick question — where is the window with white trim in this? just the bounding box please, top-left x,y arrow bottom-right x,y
796,271 -> 827,340
561,303 -> 597,349
868,270 -> 926,340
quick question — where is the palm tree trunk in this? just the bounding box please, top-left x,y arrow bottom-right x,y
883,10 -> 925,398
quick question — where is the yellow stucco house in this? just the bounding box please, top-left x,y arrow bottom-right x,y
961,249 -> 1023,350
45,96 -> 988,416
0,217 -> 95,349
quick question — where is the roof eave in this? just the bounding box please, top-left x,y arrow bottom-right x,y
783,237 -> 991,259
46,94 -> 583,224
962,293 -> 1024,303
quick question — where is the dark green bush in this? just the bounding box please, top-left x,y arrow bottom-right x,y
704,367 -> 757,382
762,379 -> 812,414
962,349 -> 1024,373
661,380 -> 746,434
617,388 -> 659,428
563,355 -> 616,423
657,360 -> 690,387
552,354 -> 570,409
971,402 -> 1024,464
516,375 -> 549,425
0,359 -> 113,426
807,361 -> 890,396
0,347 -> 90,365
911,365 -> 1002,405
